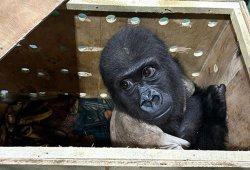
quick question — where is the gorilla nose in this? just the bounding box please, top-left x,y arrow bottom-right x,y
140,88 -> 161,113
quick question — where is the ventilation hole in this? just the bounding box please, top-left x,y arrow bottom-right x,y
100,93 -> 108,98
194,49 -> 203,57
106,15 -> 116,23
29,93 -> 38,98
159,17 -> 169,25
129,17 -> 140,25
59,44 -> 67,51
214,64 -> 219,73
181,19 -> 191,27
0,90 -> 8,97
169,45 -> 177,52
78,45 -> 87,52
37,72 -> 45,77
29,44 -> 38,49
60,69 -> 69,74
21,68 -> 30,73
208,19 -> 218,27
79,93 -> 87,98
78,71 -> 92,77
38,92 -> 46,96
78,13 -> 87,21
96,6 -> 99,9
192,72 -> 200,77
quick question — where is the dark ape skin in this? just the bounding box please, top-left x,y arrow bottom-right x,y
100,26 -> 228,150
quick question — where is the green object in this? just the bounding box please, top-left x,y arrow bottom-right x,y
159,17 -> 169,23
51,10 -> 60,17
130,17 -> 140,24
106,15 -> 115,20
182,19 -> 190,24
59,44 -> 67,51
159,17 -> 169,25
78,13 -> 87,20
247,1 -> 250,12
29,44 -> 38,49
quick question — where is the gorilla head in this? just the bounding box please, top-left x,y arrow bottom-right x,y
100,26 -> 186,126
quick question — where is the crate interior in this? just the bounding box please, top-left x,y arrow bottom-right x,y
0,7 -> 249,150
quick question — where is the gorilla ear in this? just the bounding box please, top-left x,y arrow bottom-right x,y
182,76 -> 195,98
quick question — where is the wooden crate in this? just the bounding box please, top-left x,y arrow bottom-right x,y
0,0 -> 250,169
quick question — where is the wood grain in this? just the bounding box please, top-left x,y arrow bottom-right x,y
0,10 -> 79,94
0,147 -> 250,167
0,0 -> 64,60
195,23 -> 250,150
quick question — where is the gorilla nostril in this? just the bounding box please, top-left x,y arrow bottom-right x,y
152,95 -> 160,103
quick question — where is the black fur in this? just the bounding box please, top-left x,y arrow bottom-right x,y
100,26 -> 228,150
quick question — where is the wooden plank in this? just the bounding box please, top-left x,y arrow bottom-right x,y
226,68 -> 250,150
231,8 -> 250,79
138,15 -> 227,79
195,22 -> 250,150
0,10 -> 79,94
66,0 -> 239,14
74,13 -> 228,97
0,0 -> 65,60
195,22 -> 239,86
75,14 -> 102,97
239,1 -> 250,33
0,147 -> 250,167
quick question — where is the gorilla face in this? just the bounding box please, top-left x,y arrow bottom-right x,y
118,62 -> 174,121
100,26 -> 186,126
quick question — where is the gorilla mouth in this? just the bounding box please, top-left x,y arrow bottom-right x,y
140,95 -> 162,112
141,96 -> 160,108
151,105 -> 172,120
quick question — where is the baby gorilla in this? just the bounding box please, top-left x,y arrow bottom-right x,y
100,26 -> 228,150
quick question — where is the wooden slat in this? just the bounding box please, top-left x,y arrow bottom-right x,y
226,68 -> 250,150
0,0 -> 65,60
66,0 -> 239,14
0,10 -> 79,94
194,22 -> 239,86
75,14 -> 102,97
0,147 -> 250,167
231,8 -> 250,79
195,22 -> 250,150
73,13 -> 228,97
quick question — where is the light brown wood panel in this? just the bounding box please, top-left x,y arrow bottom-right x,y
75,13 -> 228,97
75,14 -> 102,97
226,68 -> 250,150
195,23 -> 250,150
195,23 -> 239,86
0,0 -> 64,60
138,14 -> 228,79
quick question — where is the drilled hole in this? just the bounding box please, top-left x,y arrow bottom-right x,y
78,13 -> 87,21
0,90 -> 8,97
60,69 -> 69,74
100,93 -> 108,98
192,72 -> 200,77
194,49 -> 203,57
21,68 -> 30,73
106,15 -> 116,23
169,45 -> 177,52
159,17 -> 169,26
208,19 -> 218,27
29,44 -> 38,49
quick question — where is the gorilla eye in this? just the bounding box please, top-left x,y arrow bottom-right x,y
120,79 -> 133,90
142,66 -> 155,78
